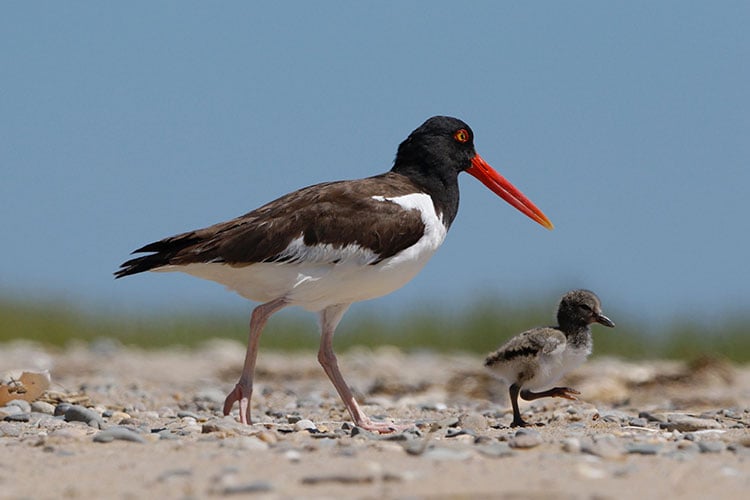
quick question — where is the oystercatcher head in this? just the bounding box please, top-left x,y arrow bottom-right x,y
116,115 -> 553,433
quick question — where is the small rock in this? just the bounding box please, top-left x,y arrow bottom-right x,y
581,436 -> 625,459
639,411 -> 667,423
1,406 -> 23,417
64,405 -> 104,429
31,401 -> 56,415
509,428 -> 543,449
458,413 -> 488,433
698,441 -> 726,454
445,427 -> 472,438
284,450 -> 302,462
660,414 -> 722,432
93,426 -> 147,444
600,410 -> 630,423
628,417 -> 649,427
176,410 -> 200,420
4,413 -> 30,422
54,403 -> 73,417
626,442 -> 662,455
477,442 -> 514,458
6,399 -> 32,413
107,411 -> 131,424
294,419 -> 317,432
222,482 -> 273,495
561,437 -> 582,454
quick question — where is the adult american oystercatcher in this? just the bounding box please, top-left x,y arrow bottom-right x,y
485,290 -> 615,427
115,116 -> 553,433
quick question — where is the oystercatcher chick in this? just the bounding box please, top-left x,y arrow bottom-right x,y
115,116 -> 553,433
485,290 -> 615,427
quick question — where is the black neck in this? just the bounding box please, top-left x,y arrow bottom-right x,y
390,162 -> 460,228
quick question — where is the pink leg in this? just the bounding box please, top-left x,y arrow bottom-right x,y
317,304 -> 409,434
223,297 -> 288,424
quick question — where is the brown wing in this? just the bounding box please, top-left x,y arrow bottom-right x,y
115,172 -> 430,278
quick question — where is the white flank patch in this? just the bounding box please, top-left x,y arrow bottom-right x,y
156,192 -> 448,311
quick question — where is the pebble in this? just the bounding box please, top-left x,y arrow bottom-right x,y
64,405 -> 105,429
628,417 -> 649,427
509,428 -> 543,449
93,426 -> 147,444
54,403 -> 73,417
458,413 -> 488,433
5,399 -> 32,413
294,419 -> 317,432
31,401 -> 56,415
561,437 -> 582,454
1,406 -> 23,417
221,481 -> 274,495
625,442 -> 662,455
4,413 -> 31,422
698,440 -> 726,454
581,436 -> 625,459
660,414 -> 722,432
477,442 -> 514,458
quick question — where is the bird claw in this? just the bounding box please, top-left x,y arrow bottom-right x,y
554,387 -> 581,400
223,384 -> 252,425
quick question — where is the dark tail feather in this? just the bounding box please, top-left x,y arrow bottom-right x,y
114,234 -> 202,279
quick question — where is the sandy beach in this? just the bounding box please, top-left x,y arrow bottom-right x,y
1,340 -> 748,499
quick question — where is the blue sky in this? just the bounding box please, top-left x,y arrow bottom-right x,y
2,2 -> 748,327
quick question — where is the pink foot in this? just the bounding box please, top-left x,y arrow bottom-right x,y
223,384 -> 251,425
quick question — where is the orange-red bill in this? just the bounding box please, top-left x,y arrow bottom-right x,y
466,154 -> 554,230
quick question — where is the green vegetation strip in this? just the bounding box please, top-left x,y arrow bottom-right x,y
1,298 -> 748,362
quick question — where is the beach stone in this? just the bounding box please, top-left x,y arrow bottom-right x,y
222,481 -> 273,495
93,426 -> 147,443
54,402 -> 73,416
477,442 -> 514,458
6,399 -> 32,413
509,428 -> 543,449
561,437 -> 582,453
626,442 -> 662,455
581,436 -> 625,459
1,405 -> 23,417
31,401 -> 56,415
639,411 -> 668,423
698,440 -> 726,453
4,412 -> 30,422
660,414 -> 722,432
107,411 -> 131,424
458,412 -> 488,433
600,409 -> 631,423
64,405 -> 104,429
628,417 -> 649,427
177,410 -> 200,420
294,419 -> 317,432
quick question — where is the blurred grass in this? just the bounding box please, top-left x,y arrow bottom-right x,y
1,296 -> 749,362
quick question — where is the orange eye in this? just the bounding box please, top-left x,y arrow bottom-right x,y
454,129 -> 469,143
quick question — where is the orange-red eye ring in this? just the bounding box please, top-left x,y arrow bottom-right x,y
454,129 -> 469,143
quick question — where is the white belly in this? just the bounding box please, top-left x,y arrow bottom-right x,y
524,345 -> 591,391
155,193 -> 447,311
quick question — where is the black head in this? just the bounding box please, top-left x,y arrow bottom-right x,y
557,289 -> 615,333
390,116 -> 554,231
393,116 -> 478,177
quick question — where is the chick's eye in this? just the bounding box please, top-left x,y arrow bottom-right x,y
454,129 -> 469,143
